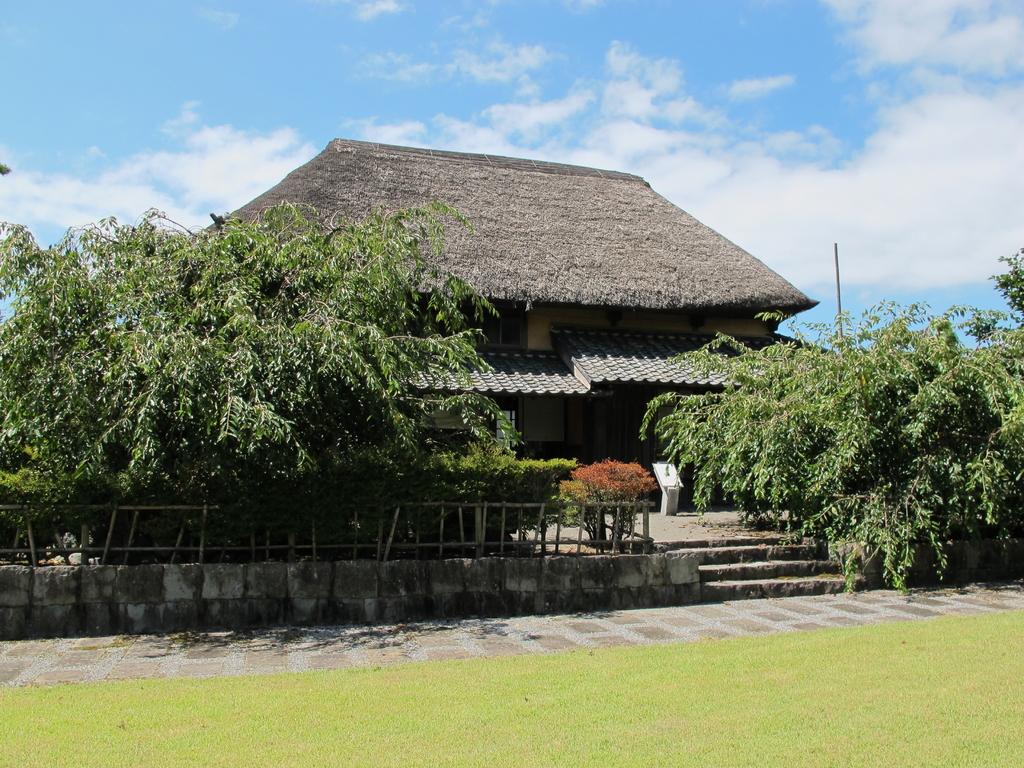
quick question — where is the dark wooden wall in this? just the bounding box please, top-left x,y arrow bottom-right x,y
582,385 -> 664,466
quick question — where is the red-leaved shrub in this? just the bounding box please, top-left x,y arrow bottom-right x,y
559,460 -> 657,504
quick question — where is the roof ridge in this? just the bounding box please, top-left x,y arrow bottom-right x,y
327,138 -> 644,182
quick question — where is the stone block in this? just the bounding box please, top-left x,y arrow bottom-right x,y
287,562 -> 332,600
477,589 -> 513,617
0,566 -> 31,607
333,560 -> 378,600
288,597 -> 324,625
504,558 -> 542,593
578,557 -> 615,590
612,555 -> 661,589
577,589 -> 611,613
541,556 -> 579,592
32,566 -> 80,606
162,601 -> 200,632
539,588 -> 579,614
246,598 -> 285,627
0,606 -> 27,640
82,602 -> 116,636
120,603 -> 165,635
163,564 -> 203,602
376,597 -> 414,624
115,564 -> 164,604
341,598 -> 371,624
437,590 -> 480,618
80,565 -> 117,602
361,598 -> 380,624
377,560 -> 425,598
245,563 -> 287,599
201,564 -> 245,600
675,582 -> 701,605
29,604 -> 80,637
464,558 -> 504,593
202,598 -> 248,630
665,553 -> 699,585
427,558 -> 468,595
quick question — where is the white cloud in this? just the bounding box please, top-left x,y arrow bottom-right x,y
825,0 -> 1024,74
599,42 -> 722,125
349,118 -> 427,146
484,91 -> 594,136
360,52 -> 437,82
197,8 -> 239,29
449,41 -> 552,83
312,0 -> 405,21
161,100 -> 201,136
353,0 -> 403,21
727,74 -> 796,101
0,105 -> 315,241
356,36 -> 1024,296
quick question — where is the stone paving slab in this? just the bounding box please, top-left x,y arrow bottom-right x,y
1,581 -> 1022,688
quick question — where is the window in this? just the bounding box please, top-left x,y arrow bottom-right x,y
494,396 -> 519,446
483,308 -> 524,347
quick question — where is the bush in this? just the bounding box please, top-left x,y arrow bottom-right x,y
646,306 -> 1024,589
559,460 -> 657,541
428,442 -> 576,503
559,460 -> 657,503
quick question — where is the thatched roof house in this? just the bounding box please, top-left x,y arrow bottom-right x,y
236,139 -> 814,316
236,139 -> 815,465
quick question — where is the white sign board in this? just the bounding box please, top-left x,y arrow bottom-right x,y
651,462 -> 681,516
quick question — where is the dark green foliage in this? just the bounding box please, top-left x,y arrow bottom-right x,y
645,306 -> 1024,589
0,204 -> 502,508
994,247 -> 1024,321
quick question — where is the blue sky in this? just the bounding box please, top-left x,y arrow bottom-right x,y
2,0 -> 1023,328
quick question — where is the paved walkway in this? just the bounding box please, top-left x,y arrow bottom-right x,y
2,582 -> 1022,688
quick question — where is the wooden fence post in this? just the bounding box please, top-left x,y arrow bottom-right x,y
123,510 -> 140,565
101,505 -> 118,565
80,523 -> 89,565
383,506 -> 400,562
26,520 -> 37,566
198,504 -> 207,564
475,504 -> 484,558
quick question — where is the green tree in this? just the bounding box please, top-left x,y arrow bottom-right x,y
0,203 -> 500,507
994,247 -> 1024,320
0,163 -> 10,175
644,306 -> 1024,588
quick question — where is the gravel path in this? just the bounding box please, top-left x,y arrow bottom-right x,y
2,581 -> 1021,688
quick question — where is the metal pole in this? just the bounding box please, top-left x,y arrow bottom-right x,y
834,242 -> 843,338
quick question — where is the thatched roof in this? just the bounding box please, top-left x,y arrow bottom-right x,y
233,139 -> 815,315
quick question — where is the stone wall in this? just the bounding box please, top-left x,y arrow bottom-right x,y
0,553 -> 700,640
831,538 -> 1024,589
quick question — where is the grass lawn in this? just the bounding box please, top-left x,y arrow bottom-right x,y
2,611 -> 1023,767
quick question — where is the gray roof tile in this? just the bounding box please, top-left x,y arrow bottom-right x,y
552,328 -> 780,388
437,350 -> 590,396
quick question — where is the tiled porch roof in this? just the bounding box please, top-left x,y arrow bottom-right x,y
433,330 -> 785,396
551,328 -> 780,388
441,350 -> 590,396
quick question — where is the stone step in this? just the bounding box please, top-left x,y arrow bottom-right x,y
666,544 -> 824,566
701,576 -> 851,602
656,535 -> 791,551
699,560 -> 839,582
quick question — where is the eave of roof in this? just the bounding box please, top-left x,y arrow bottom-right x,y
551,327 -> 783,388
